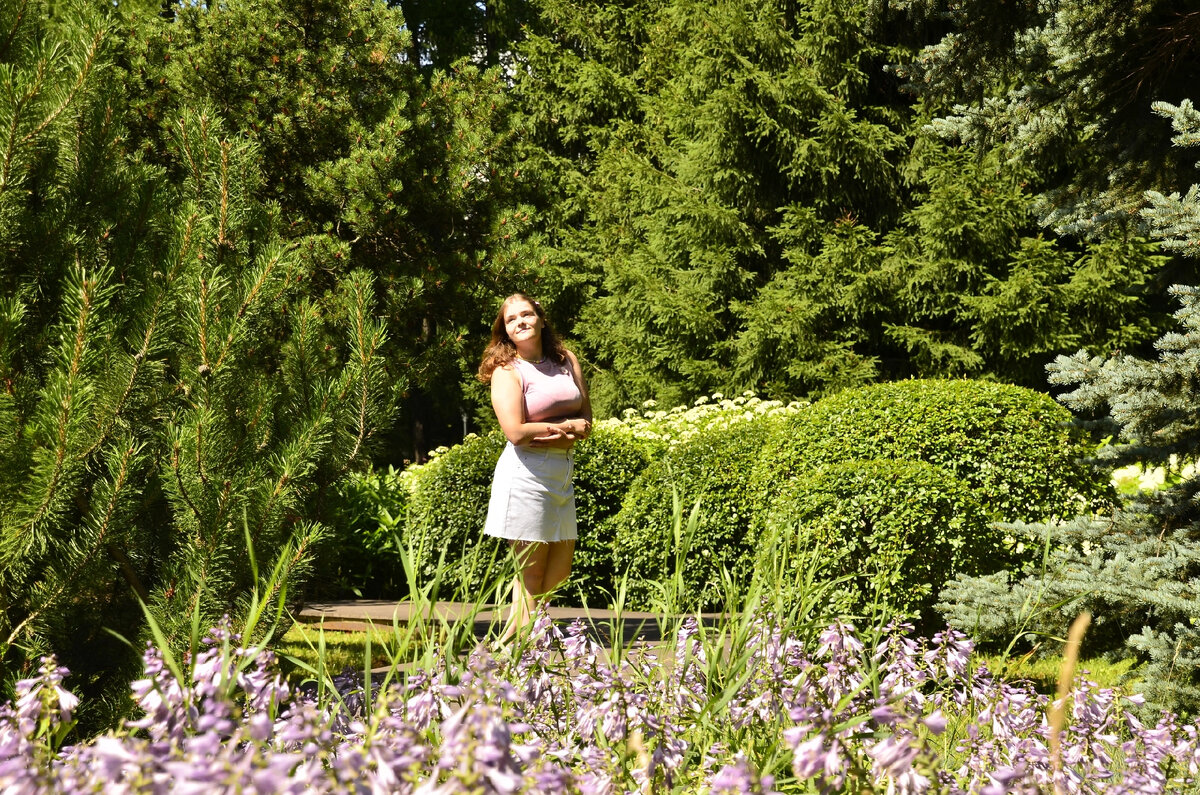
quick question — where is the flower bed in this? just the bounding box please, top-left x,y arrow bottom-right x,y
0,614 -> 1190,793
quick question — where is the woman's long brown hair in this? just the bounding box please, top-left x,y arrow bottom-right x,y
477,293 -> 569,383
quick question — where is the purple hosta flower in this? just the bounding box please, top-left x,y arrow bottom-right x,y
419,700 -> 524,793
705,752 -> 778,794
874,622 -> 929,713
865,731 -> 932,794
356,693 -> 431,792
669,618 -> 707,718
924,628 -> 973,682
977,764 -> 1041,795
404,664 -> 448,731
814,622 -> 868,704
786,729 -> 848,790
128,644 -> 188,743
729,618 -> 810,730
575,745 -> 617,795
1050,676 -> 1120,787
1113,710 -> 1200,795
0,656 -> 80,792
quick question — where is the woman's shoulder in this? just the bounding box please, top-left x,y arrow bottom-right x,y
492,362 -> 521,384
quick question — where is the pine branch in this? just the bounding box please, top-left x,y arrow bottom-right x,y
21,27 -> 106,146
0,0 -> 30,64
0,44 -> 50,192
14,267 -> 101,543
212,244 -> 288,371
344,271 -> 386,468
83,213 -> 201,461
6,440 -> 139,646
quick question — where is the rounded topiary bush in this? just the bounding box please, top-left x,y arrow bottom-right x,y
610,414 -> 785,612
752,379 -> 1111,526
405,432 -> 507,598
760,458 -> 1001,624
404,428 -> 653,604
569,431 -> 654,606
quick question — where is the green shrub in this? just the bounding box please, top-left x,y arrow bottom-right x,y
760,458 -> 1002,624
403,428 -> 652,604
568,431 -> 654,606
610,414 -> 785,612
405,432 -> 507,598
314,466 -> 411,598
752,379 -> 1111,526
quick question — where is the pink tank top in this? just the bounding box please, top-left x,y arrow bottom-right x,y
513,357 -> 583,422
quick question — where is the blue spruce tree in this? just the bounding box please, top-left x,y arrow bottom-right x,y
939,99 -> 1200,712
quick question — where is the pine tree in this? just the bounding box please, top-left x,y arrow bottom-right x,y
0,1 -> 395,730
938,100 -> 1200,713
123,0 -> 526,456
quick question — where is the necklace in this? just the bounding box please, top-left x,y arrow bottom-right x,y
517,353 -> 546,364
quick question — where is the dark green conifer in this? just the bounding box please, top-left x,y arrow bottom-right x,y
0,1 -> 394,729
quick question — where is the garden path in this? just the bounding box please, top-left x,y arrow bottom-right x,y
298,600 -> 730,650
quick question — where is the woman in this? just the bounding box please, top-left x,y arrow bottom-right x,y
477,293 -> 592,638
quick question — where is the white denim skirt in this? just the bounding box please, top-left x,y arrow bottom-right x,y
483,443 -> 577,543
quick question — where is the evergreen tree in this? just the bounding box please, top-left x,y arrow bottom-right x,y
893,0 -> 1200,239
0,1 -> 394,729
123,0 -> 527,457
513,0 -> 1169,411
938,101 -> 1200,713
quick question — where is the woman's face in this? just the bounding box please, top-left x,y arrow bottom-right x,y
503,299 -> 543,345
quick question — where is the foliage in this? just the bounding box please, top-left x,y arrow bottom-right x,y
513,0 -> 1171,412
122,0 -> 529,456
0,1 -> 395,731
867,141 -> 1166,385
938,102 -> 1200,715
893,0 -> 1200,241
313,466 -> 411,599
753,378 -> 1112,526
761,458 -> 1000,624
4,611 -> 1195,792
610,413 -> 784,612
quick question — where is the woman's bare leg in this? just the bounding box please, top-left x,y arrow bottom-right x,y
541,539 -> 575,599
501,540 -> 549,641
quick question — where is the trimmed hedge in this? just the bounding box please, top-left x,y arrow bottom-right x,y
569,431 -> 654,606
760,458 -> 1001,623
752,379 -> 1111,526
610,414 -> 784,612
405,432 -> 507,598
